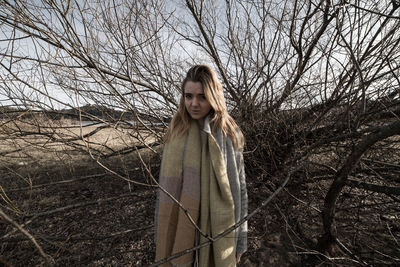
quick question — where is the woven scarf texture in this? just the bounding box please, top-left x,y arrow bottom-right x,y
155,119 -> 237,267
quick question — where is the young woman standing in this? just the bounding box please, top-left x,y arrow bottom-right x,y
155,65 -> 248,266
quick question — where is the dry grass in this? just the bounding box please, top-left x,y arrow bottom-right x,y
0,119 -> 159,167
0,119 -> 163,265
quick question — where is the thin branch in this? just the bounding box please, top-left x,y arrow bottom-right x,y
0,208 -> 53,266
0,225 -> 153,242
22,191 -> 149,219
346,178 -> 400,195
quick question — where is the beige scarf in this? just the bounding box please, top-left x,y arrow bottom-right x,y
155,120 -> 236,267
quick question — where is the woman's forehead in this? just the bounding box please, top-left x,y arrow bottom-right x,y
184,81 -> 204,94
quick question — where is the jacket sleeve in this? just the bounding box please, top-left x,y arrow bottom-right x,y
236,149 -> 248,254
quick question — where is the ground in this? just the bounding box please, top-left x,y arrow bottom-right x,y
1,121 -> 399,266
0,143 -> 299,266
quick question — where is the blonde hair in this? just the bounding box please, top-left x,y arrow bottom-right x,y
164,65 -> 244,149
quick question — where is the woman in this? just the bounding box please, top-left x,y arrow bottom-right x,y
154,65 -> 248,267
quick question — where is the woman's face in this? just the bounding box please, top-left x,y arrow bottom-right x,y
184,81 -> 212,121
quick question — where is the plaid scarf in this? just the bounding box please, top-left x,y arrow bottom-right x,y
155,119 -> 237,267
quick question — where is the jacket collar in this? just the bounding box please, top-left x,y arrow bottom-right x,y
202,113 -> 213,134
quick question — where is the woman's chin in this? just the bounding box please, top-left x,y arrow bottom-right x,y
190,114 -> 202,120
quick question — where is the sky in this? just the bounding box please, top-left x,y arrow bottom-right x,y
0,0 -> 207,111
0,0 -> 398,112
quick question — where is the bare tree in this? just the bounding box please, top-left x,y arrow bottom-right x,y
0,0 -> 399,265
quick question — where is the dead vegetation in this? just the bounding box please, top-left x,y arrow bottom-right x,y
0,121 -> 161,266
1,0 -> 400,265
1,110 -> 399,266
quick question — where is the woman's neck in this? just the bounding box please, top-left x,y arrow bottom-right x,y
197,118 -> 205,129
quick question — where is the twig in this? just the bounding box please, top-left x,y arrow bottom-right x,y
0,225 -> 153,242
4,173 -> 107,192
386,222 -> 399,247
284,188 -> 322,213
346,178 -> 400,195
1,216 -> 35,239
360,158 -> 400,169
22,191 -> 148,218
335,237 -> 369,266
289,248 -> 366,265
0,208 -> 53,266
274,203 -> 300,254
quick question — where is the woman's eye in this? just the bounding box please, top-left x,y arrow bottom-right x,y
200,95 -> 206,100
185,94 -> 192,99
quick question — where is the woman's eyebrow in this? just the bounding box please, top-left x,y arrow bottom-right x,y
185,92 -> 205,96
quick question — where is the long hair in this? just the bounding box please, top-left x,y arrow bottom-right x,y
164,65 -> 244,149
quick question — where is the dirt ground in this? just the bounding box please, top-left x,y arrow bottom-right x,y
0,121 -> 300,266
0,160 -> 306,266
1,121 -> 399,266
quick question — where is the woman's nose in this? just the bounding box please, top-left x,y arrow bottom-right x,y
192,98 -> 199,106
